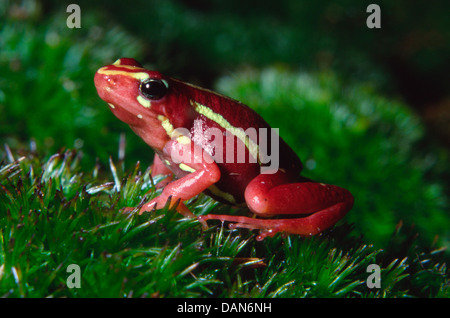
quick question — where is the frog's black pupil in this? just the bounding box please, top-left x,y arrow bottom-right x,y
140,79 -> 167,100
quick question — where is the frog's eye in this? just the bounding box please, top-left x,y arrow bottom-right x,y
140,79 -> 168,100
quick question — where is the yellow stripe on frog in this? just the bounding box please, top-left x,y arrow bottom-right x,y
97,66 -> 150,81
157,115 -> 175,137
191,100 -> 260,164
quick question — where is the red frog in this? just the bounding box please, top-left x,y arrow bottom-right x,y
94,58 -> 354,240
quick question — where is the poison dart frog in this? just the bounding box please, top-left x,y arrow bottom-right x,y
94,58 -> 354,240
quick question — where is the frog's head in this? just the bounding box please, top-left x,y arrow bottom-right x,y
95,58 -> 199,150
94,58 -> 170,127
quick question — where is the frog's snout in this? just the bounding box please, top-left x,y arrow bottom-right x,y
94,69 -> 116,103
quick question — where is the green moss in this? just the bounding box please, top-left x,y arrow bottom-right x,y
0,148 -> 448,297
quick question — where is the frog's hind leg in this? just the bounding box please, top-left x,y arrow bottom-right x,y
198,170 -> 353,240
198,202 -> 350,241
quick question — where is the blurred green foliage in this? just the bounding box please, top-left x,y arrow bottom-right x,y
87,0 -> 449,101
0,2 -> 146,166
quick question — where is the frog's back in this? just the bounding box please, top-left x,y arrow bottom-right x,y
179,81 -> 303,204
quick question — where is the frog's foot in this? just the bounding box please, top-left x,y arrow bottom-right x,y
198,214 -> 274,240
121,195 -> 196,219
198,200 -> 350,241
139,195 -> 197,218
121,206 -> 139,214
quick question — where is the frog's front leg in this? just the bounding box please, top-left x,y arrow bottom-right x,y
150,153 -> 173,188
139,139 -> 221,218
199,170 -> 353,240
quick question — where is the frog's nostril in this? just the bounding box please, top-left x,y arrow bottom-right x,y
106,77 -> 116,87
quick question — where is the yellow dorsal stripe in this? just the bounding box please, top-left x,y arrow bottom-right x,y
191,100 -> 260,163
97,66 -> 150,81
